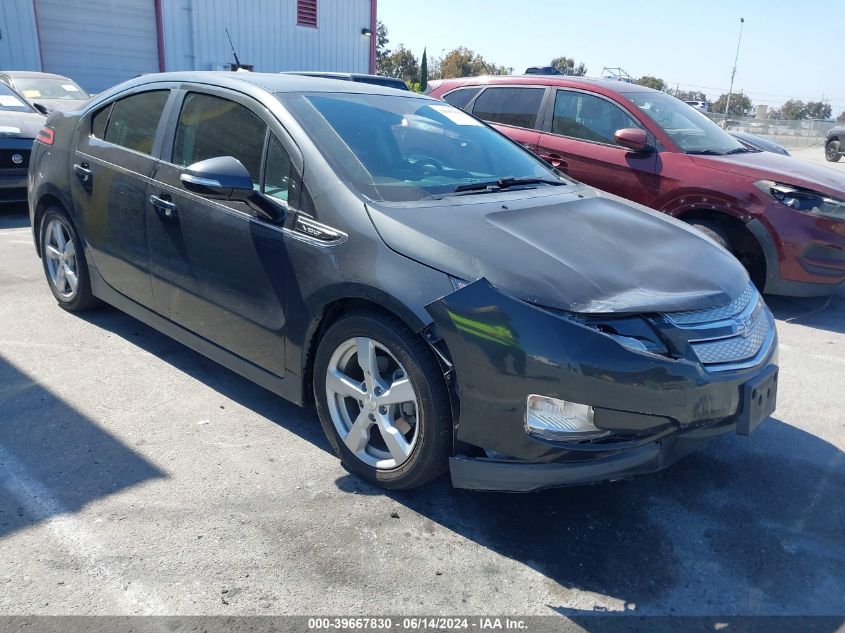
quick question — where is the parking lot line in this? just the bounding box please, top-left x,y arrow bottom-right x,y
0,444 -> 166,615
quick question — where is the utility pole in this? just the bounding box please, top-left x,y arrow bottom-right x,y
724,17 -> 745,126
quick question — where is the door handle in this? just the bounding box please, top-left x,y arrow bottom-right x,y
150,194 -> 178,220
74,163 -> 92,184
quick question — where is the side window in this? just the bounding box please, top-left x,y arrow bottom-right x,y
103,90 -> 169,154
552,90 -> 639,145
472,87 -> 545,129
442,87 -> 482,111
263,134 -> 295,204
173,92 -> 267,187
91,104 -> 112,138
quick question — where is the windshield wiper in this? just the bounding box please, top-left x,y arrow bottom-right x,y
452,177 -> 565,194
724,146 -> 755,154
685,149 -> 726,155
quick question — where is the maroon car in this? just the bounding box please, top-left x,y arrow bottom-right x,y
428,76 -> 845,297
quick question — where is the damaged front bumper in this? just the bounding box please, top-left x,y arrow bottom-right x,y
425,279 -> 779,492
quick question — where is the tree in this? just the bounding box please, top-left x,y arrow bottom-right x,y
712,92 -> 753,116
779,99 -> 806,120
550,56 -> 587,76
380,45 -> 419,85
419,48 -> 428,92
804,100 -> 832,120
636,75 -> 666,91
837,111 -> 845,123
375,20 -> 391,75
439,47 -> 501,78
671,89 -> 707,102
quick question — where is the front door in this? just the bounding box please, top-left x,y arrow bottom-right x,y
146,89 -> 295,376
536,89 -> 660,206
71,88 -> 172,305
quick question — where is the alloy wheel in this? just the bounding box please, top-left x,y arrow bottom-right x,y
44,219 -> 79,300
325,337 -> 419,469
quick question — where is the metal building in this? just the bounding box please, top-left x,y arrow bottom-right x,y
0,0 -> 377,93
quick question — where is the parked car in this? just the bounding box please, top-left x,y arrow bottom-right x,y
0,82 -> 44,203
282,71 -> 409,91
0,71 -> 90,114
826,125 -> 845,162
29,72 -> 778,492
429,76 -> 845,297
730,130 -> 790,156
685,100 -> 709,112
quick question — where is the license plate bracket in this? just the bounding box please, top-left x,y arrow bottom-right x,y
737,365 -> 778,436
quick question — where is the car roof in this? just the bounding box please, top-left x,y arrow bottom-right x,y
0,70 -> 72,80
101,71 -> 427,102
433,74 -> 659,95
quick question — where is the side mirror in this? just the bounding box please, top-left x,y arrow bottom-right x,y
180,156 -> 255,200
31,102 -> 49,115
614,128 -> 651,153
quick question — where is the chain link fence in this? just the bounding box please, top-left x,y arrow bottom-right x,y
704,113 -> 838,149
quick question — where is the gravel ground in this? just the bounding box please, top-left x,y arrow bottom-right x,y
0,200 -> 843,621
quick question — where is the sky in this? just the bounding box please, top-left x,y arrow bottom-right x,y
378,0 -> 845,115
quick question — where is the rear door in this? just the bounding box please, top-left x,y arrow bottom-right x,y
146,87 -> 297,376
469,86 -> 546,153
536,88 -> 660,206
72,87 -> 173,305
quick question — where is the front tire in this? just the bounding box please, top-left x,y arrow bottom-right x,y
825,139 -> 841,162
313,311 -> 452,490
39,208 -> 99,311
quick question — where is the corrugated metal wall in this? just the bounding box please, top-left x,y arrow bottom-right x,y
160,0 -> 372,74
0,0 -> 41,71
35,0 -> 160,93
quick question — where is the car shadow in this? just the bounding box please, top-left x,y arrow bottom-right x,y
766,287 -> 845,335
0,354 -> 166,539
338,418 -> 845,618
0,203 -> 30,230
76,307 -> 333,455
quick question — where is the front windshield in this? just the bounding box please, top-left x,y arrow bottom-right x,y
13,77 -> 89,101
621,91 -> 746,155
282,92 -> 563,202
0,84 -> 34,112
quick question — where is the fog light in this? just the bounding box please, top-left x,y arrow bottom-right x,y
525,395 -> 607,441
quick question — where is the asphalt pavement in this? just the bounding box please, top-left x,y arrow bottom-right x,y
0,200 -> 843,622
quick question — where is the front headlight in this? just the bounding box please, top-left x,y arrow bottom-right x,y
755,180 -> 845,220
554,312 -> 671,357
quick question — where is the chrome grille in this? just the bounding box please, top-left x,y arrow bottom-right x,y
664,283 -> 755,325
662,283 -> 776,372
691,310 -> 773,365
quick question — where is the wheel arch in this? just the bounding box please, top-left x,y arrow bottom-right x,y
296,289 -> 435,407
32,187 -> 73,257
673,207 -> 768,289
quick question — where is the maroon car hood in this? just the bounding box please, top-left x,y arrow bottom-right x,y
691,151 -> 845,196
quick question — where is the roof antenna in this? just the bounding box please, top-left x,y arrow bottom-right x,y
225,27 -> 241,70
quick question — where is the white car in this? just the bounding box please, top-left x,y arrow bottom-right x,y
686,100 -> 709,112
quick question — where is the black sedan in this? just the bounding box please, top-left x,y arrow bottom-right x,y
827,125 -> 845,162
0,82 -> 43,203
28,72 -> 778,491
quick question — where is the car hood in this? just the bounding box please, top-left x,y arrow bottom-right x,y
691,151 -> 845,196
366,186 -> 749,314
0,110 -> 45,139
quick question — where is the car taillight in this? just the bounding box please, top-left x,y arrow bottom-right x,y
36,127 -> 54,145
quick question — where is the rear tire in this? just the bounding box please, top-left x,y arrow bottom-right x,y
313,311 -> 452,490
39,207 -> 99,311
825,139 -> 841,162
